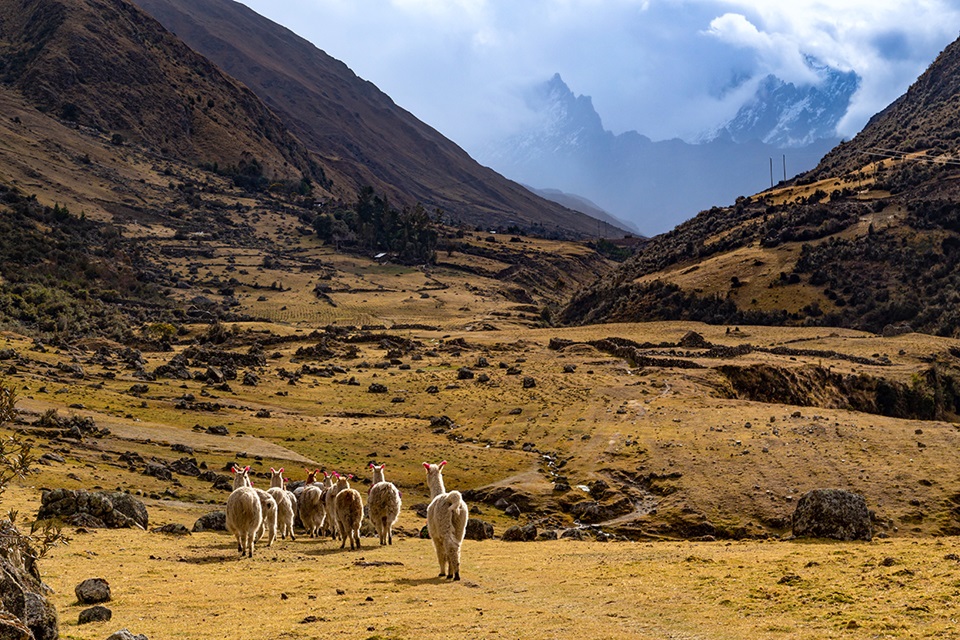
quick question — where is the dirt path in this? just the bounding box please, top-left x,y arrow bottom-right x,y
18,398 -> 318,465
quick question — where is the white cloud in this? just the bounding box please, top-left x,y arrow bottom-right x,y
237,0 -> 960,145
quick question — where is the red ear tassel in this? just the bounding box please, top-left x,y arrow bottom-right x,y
439,460 -> 447,467
279,467 -> 284,474
422,462 -> 430,470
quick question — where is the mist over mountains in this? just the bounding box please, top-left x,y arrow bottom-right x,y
475,71 -> 854,236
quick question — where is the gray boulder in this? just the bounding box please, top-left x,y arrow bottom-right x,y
464,519 -> 494,541
501,524 -> 537,542
75,577 -> 111,604
192,511 -> 227,532
792,488 -> 872,541
78,606 -> 111,624
38,489 -> 147,529
106,631 -> 148,640
0,520 -> 58,640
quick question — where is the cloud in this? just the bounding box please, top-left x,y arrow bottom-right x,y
237,0 -> 960,146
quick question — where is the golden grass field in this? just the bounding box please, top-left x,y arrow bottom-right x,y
5,250 -> 960,638
3,112 -> 960,636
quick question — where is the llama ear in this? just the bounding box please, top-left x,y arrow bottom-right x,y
279,467 -> 284,473
348,474 -> 354,480
381,463 -> 386,468
244,466 -> 251,473
423,462 -> 430,470
231,467 -> 238,474
368,462 -> 374,468
439,460 -> 447,468
270,467 -> 276,473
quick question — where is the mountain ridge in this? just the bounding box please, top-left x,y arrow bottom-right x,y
132,0 -> 618,239
475,73 -> 837,235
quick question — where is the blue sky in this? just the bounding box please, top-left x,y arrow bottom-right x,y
237,0 -> 960,151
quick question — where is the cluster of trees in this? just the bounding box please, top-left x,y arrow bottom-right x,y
0,186 -> 173,339
313,187 -> 439,264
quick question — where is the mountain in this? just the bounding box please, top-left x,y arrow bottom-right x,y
561,34 -> 960,338
0,0 -> 318,182
131,0 -> 616,239
474,74 -> 839,236
524,186 -> 641,236
706,64 -> 860,148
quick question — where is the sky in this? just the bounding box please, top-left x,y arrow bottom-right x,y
236,0 -> 960,151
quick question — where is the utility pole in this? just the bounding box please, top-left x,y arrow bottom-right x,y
769,157 -> 774,189
782,155 -> 786,182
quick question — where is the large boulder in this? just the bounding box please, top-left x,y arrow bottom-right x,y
501,524 -> 537,542
75,578 -> 111,604
38,489 -> 147,529
192,512 -> 226,532
792,489 -> 872,541
0,521 -> 58,640
464,519 -> 494,541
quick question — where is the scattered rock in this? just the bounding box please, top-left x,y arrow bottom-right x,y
152,523 -> 190,536
0,520 -> 58,640
193,512 -> 227,532
504,504 -> 521,517
521,376 -> 536,388
75,578 -> 111,604
464,519 -> 494,541
106,630 -> 148,640
792,489 -> 872,541
38,489 -> 148,529
78,606 -> 112,624
457,368 -> 474,380
368,383 -> 388,394
501,524 -> 537,542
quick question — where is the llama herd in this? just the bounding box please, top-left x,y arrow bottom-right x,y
225,460 -> 469,581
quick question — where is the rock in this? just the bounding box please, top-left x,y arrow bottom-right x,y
106,493 -> 149,529
78,606 -> 112,624
425,385 -> 439,394
38,490 -> 147,529
368,383 -> 388,394
0,611 -> 33,640
792,489 -> 872,541
521,376 -> 536,389
242,371 -> 259,386
0,520 -> 58,640
504,504 -> 521,517
464,519 -> 494,541
142,463 -> 172,481
501,524 -> 537,542
168,458 -> 200,477
538,530 -> 559,541
106,631 -> 148,640
457,368 -> 474,380
151,523 -> 190,536
561,528 -> 587,540
679,331 -> 710,348
562,364 -> 577,373
410,503 -> 429,519
75,578 -> 111,604
193,511 -> 227,532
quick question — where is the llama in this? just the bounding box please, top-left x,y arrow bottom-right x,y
424,461 -> 468,581
298,483 -> 326,537
268,468 -> 296,541
367,463 -> 401,546
226,466 -> 261,557
233,464 -> 277,547
333,475 -> 363,550
318,471 -> 336,537
324,472 -> 344,540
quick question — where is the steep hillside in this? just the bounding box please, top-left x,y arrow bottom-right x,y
809,37 -> 960,180
132,0 -> 611,238
561,33 -> 960,338
0,0 -> 319,182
